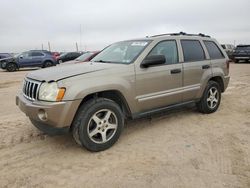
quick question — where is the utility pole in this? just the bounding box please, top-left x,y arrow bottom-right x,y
76,42 -> 79,52
48,41 -> 51,51
80,24 -> 82,51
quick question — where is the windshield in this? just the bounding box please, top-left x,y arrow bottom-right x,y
76,52 -> 94,61
91,40 -> 150,64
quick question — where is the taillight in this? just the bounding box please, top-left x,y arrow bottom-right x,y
52,55 -> 57,61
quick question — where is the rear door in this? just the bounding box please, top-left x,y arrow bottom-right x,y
180,39 -> 212,102
135,40 -> 183,112
203,40 -> 228,77
30,52 -> 45,66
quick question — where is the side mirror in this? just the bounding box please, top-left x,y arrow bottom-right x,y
141,55 -> 166,68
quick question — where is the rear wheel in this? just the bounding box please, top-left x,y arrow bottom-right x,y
72,98 -> 124,152
6,63 -> 17,72
43,61 -> 53,68
196,81 -> 221,114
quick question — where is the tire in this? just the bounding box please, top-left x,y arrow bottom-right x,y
6,63 -> 17,72
196,81 -> 221,114
1,61 -> 7,69
234,59 -> 239,63
43,61 -> 53,68
72,98 -> 124,152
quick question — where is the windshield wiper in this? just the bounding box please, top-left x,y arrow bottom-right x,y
93,60 -> 110,63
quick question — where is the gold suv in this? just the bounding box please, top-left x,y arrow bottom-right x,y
16,32 -> 230,151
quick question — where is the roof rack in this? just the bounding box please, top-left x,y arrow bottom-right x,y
150,32 -> 210,38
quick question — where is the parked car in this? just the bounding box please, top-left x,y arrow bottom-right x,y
57,52 -> 82,63
1,50 -> 57,72
0,53 -> 12,60
0,53 -> 13,69
221,44 -> 235,59
232,45 -> 250,63
16,32 -> 230,152
62,51 -> 100,65
52,52 -> 60,61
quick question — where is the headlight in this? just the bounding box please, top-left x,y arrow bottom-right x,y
39,82 -> 65,102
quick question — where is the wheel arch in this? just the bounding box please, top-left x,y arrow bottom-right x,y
6,61 -> 19,71
70,90 -> 132,131
209,76 -> 225,92
42,59 -> 54,67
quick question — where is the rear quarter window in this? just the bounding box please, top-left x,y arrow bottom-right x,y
181,40 -> 205,62
204,41 -> 224,59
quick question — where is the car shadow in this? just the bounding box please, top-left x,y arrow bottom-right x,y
0,68 -> 39,73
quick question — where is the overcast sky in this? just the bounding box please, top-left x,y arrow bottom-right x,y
1,0 -> 250,53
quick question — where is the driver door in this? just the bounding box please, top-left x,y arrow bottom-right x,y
135,40 -> 183,112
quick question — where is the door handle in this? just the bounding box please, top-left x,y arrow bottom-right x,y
170,69 -> 181,74
202,65 -> 210,69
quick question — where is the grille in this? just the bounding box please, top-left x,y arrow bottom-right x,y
23,79 -> 41,101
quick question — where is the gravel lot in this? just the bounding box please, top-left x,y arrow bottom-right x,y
0,63 -> 249,188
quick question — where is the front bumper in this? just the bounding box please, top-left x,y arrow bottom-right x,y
16,93 -> 81,133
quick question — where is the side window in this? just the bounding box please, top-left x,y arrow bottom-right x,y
181,40 -> 205,62
67,53 -> 73,58
204,41 -> 224,59
73,53 -> 80,58
31,52 -> 44,57
21,52 -> 30,58
148,40 -> 178,64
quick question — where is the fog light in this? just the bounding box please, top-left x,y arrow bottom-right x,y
38,109 -> 48,121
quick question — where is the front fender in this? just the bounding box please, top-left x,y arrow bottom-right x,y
57,66 -> 137,113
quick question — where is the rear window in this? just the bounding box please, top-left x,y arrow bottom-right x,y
204,41 -> 224,59
181,40 -> 205,62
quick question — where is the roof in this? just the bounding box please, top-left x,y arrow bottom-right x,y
149,32 -> 211,38
130,32 -> 213,41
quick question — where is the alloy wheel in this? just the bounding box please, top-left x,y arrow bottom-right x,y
87,109 -> 118,144
207,87 -> 219,109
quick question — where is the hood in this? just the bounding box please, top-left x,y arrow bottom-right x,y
27,62 -> 120,82
0,57 -> 15,62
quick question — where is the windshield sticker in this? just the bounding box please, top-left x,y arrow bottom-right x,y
131,42 -> 148,46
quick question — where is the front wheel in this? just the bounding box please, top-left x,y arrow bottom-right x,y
196,81 -> 221,114
72,98 -> 124,152
6,63 -> 17,72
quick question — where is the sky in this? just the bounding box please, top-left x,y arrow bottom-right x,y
0,0 -> 250,53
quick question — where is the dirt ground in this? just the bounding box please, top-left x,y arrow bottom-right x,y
0,63 -> 249,188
